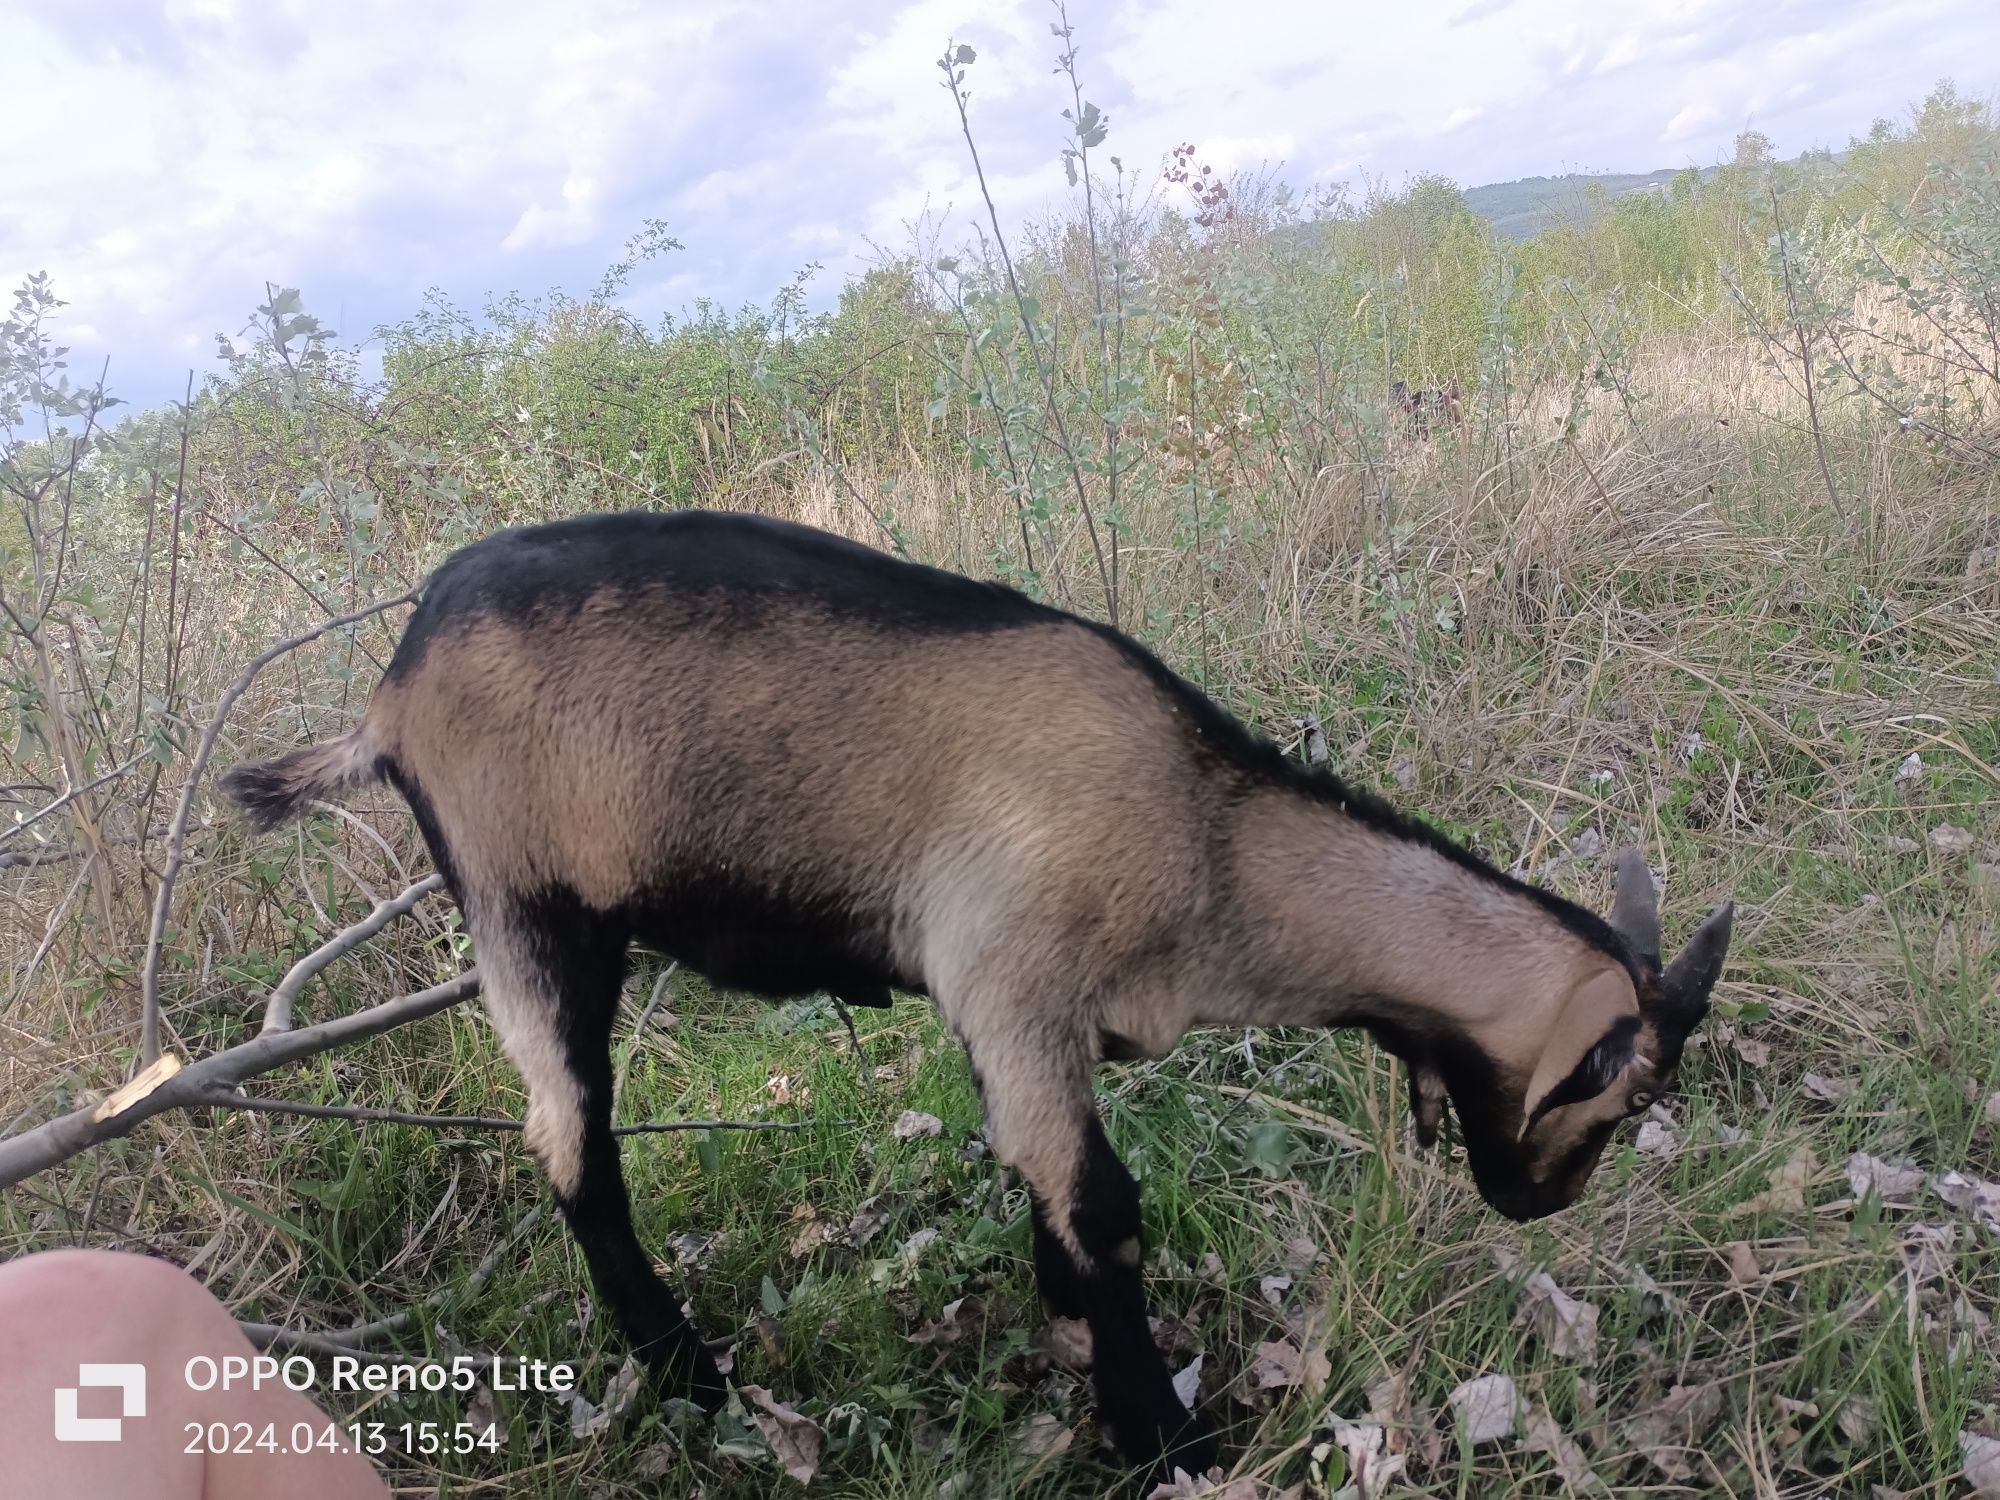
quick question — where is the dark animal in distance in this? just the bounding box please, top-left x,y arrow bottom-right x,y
1390,377 -> 1465,439
221,509 -> 1733,1477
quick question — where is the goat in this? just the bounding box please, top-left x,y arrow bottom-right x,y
220,509 -> 1733,1476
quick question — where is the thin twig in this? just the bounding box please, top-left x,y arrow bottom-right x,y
237,1207 -> 541,1354
0,753 -> 144,849
139,588 -> 420,1065
262,873 -> 447,1034
829,997 -> 870,1090
614,962 -> 679,1109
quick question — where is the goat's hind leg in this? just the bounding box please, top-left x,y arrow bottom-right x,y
477,896 -> 726,1408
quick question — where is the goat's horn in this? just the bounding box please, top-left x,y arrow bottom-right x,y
1609,848 -> 1661,965
1661,901 -> 1735,1023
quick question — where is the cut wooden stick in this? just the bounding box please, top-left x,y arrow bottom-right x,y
0,971 -> 479,1189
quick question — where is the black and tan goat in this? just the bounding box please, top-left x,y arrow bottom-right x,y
221,509 -> 1733,1474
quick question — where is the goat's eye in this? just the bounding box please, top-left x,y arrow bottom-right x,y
1629,1090 -> 1656,1111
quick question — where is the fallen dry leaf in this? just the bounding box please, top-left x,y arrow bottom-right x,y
1802,1073 -> 1853,1103
1328,1417 -> 1405,1499
1984,1093 -> 2000,1126
1258,1273 -> 1292,1306
1280,1234 -> 1321,1273
634,1441 -> 679,1478
1731,1143 -> 1820,1218
1899,1222 -> 1956,1284
669,1229 -> 719,1268
1623,1381 -> 1723,1481
1243,1339 -> 1330,1394
1447,1373 -> 1519,1445
1846,1152 -> 1925,1205
1172,1353 -> 1203,1412
1150,1315 -> 1200,1360
464,1379 -> 498,1436
907,1295 -> 978,1346
1933,1171 -> 2000,1236
1014,1412 -> 1073,1460
1521,1402 -> 1599,1487
1930,823 -> 1975,853
1145,1475 -> 1264,1500
788,1205 -> 834,1258
1365,1369 -> 1410,1452
569,1354 -> 645,1440
1732,1034 -> 1771,1068
1038,1316 -> 1093,1370
742,1385 -> 824,1485
766,1073 -> 800,1106
1635,1118 -> 1680,1159
1896,752 -> 1923,783
1515,1271 -> 1599,1363
846,1193 -> 892,1247
1964,1431 -> 2000,1497
1629,1263 -> 1678,1314
756,1315 -> 786,1366
1836,1394 -> 1879,1446
891,1109 -> 944,1139
1724,1241 -> 1761,1287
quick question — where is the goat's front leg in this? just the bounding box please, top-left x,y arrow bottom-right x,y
965,1024 -> 1215,1478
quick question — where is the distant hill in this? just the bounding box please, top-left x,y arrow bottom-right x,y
1462,169 -> 1703,240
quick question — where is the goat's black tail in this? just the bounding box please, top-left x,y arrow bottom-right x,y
218,731 -> 385,832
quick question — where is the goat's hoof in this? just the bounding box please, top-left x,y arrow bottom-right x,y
640,1337 -> 729,1414
683,1346 -> 729,1413
1106,1403 -> 1217,1482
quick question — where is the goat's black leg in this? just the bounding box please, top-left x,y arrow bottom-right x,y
1060,1115 -> 1213,1475
1031,1198 -> 1089,1320
964,1024 -> 1214,1478
476,891 -> 725,1408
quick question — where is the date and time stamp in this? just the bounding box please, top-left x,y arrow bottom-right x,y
57,1351 -> 580,1461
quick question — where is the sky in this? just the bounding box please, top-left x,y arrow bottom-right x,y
3,0 -> 1997,412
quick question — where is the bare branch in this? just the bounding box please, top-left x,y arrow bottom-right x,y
139,587 -> 420,1065
614,961 -> 679,1109
262,873 -> 448,1034
0,753 -> 145,849
0,970 -> 479,1190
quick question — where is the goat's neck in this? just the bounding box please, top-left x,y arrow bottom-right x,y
1220,785 -> 1596,1047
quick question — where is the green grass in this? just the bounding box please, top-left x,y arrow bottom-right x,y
48,878 -> 1991,1499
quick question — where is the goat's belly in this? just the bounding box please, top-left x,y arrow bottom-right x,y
628,876 -> 914,1002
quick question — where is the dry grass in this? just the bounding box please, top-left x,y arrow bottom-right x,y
2,324 -> 1998,1496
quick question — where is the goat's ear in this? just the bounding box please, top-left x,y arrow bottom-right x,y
1407,1063 -> 1448,1149
1661,901 -> 1734,1025
1519,970 -> 1640,1138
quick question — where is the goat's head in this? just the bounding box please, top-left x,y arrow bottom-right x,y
1407,849 -> 1733,1221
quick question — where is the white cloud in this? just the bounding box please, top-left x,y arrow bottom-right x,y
4,0 -> 1998,409
1190,134 -> 1298,174
1664,101 -> 1724,142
